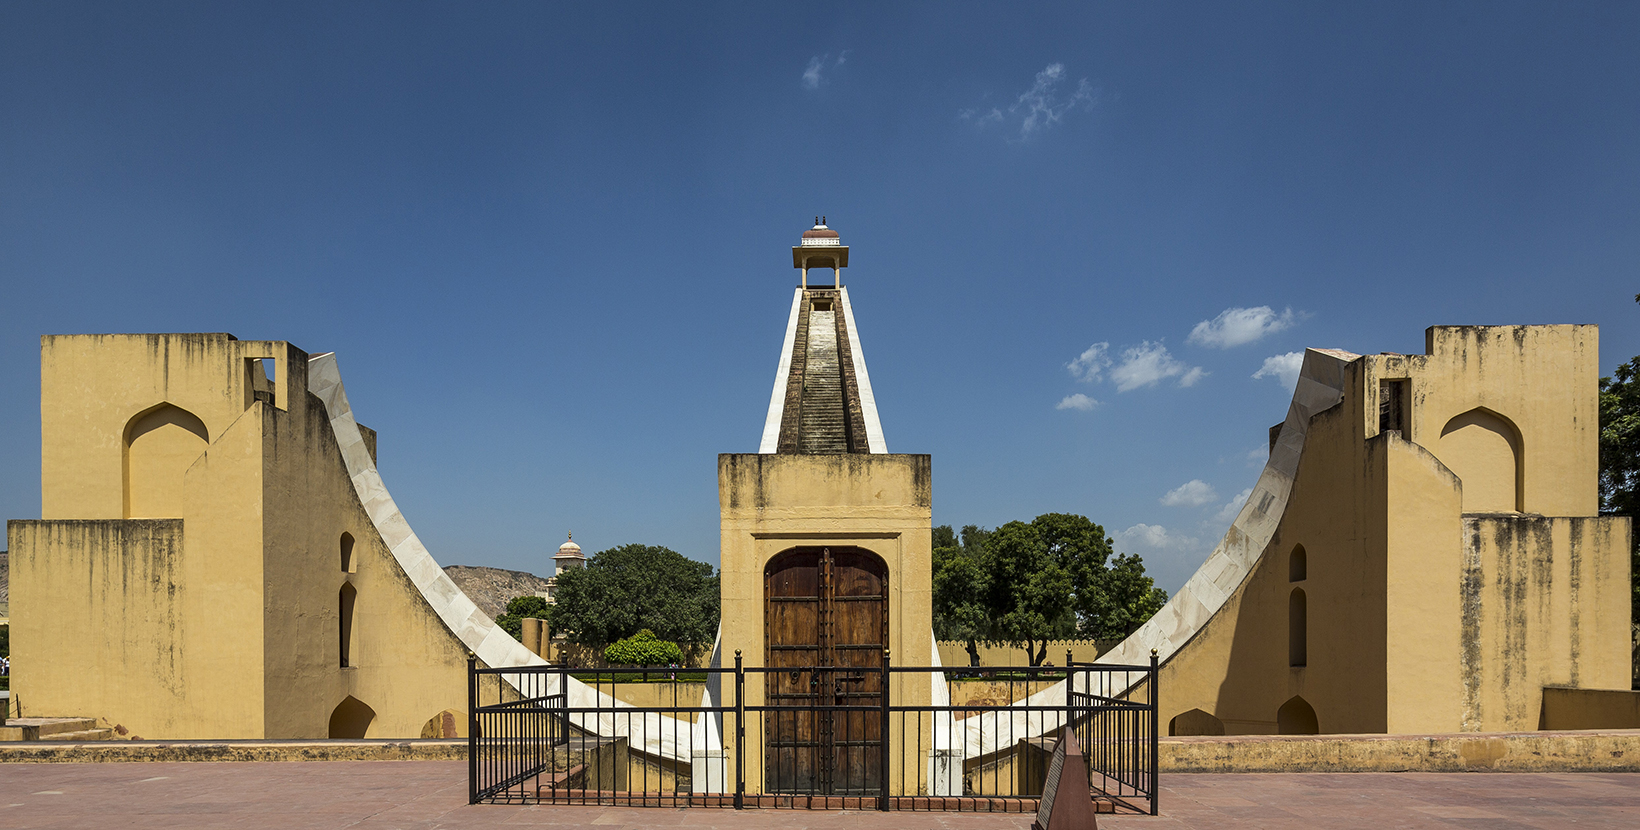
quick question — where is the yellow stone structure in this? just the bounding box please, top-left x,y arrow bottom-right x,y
1099,325 -> 1634,736
717,220 -> 937,796
6,334 -> 539,739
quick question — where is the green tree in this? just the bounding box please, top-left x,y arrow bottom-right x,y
551,544 -> 719,652
1599,344 -> 1640,684
495,594 -> 552,641
932,527 -> 990,666
604,629 -> 685,667
1082,553 -> 1169,639
985,520 -> 1078,665
931,514 -> 1169,665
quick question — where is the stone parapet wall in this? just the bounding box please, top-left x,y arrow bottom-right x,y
1162,729 -> 1640,772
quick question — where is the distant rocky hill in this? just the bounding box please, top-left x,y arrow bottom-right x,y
443,564 -> 552,620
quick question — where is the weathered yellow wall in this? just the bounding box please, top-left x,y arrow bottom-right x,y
1382,433 -> 1465,734
39,334 -> 287,521
718,452 -> 933,794
1461,516 -> 1631,731
15,333 -> 475,739
1370,325 -> 1601,517
6,519 -> 265,738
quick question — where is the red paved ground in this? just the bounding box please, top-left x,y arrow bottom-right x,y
0,761 -> 1636,828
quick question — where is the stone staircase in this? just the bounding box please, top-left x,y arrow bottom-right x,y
798,308 -> 848,453
0,717 -> 115,742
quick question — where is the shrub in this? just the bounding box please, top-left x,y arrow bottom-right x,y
603,629 -> 683,667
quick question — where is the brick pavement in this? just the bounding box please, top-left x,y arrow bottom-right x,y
0,761 -> 1635,829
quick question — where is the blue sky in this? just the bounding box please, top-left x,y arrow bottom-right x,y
3,2 -> 1637,596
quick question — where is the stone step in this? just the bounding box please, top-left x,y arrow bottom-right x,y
38,729 -> 114,742
0,717 -> 100,741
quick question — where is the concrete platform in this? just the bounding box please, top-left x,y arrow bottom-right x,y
0,760 -> 1636,828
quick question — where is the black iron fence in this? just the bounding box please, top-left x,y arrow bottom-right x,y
468,652 -> 1158,814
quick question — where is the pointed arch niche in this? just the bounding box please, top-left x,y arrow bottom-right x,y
1278,695 -> 1319,735
123,403 -> 209,519
1169,708 -> 1226,737
1438,407 -> 1523,513
328,696 -> 375,739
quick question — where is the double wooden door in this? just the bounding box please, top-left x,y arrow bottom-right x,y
764,547 -> 888,795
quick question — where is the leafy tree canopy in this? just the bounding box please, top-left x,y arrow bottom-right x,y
495,594 -> 552,642
932,513 -> 1168,665
551,544 -> 719,650
1599,348 -> 1640,634
604,629 -> 685,667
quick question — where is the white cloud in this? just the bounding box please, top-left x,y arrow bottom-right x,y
1187,306 -> 1298,349
958,105 -> 1004,125
1116,523 -> 1199,551
1109,342 -> 1203,392
1245,446 -> 1268,467
1066,342 -> 1110,382
1252,351 -> 1305,389
1056,393 -> 1098,411
962,62 -> 1097,140
802,53 -> 848,90
1214,488 -> 1254,524
1161,479 -> 1218,507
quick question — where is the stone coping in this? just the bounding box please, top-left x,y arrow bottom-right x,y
0,738 -> 466,763
1162,728 -> 1640,772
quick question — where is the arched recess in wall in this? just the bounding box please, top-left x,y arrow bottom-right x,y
1289,545 -> 1306,581
1438,407 -> 1523,513
328,696 -> 375,739
421,709 -> 464,739
1277,695 -> 1319,735
123,403 -> 209,519
1168,708 -> 1225,737
1289,588 -> 1307,667
339,582 -> 358,668
340,533 -> 356,573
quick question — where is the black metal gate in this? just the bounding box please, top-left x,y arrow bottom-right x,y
468,652 -> 1159,814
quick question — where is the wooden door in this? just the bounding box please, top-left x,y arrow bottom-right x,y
764,547 -> 888,795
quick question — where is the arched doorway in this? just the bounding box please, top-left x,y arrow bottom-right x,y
764,546 -> 888,795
